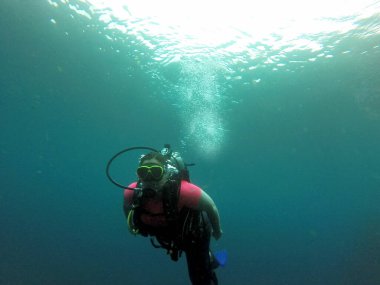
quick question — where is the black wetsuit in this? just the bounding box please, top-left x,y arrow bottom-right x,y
126,206 -> 218,285
180,211 -> 218,285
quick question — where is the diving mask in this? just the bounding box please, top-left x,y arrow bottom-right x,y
137,164 -> 164,181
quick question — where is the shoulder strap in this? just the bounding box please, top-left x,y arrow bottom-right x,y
162,178 -> 181,224
131,181 -> 143,207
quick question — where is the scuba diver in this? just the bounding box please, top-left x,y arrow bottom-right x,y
107,145 -> 223,285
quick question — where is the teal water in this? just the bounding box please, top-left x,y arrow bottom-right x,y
1,1 -> 380,284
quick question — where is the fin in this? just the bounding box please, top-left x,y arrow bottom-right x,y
214,250 -> 227,267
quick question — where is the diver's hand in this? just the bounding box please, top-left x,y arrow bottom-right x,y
213,229 -> 223,240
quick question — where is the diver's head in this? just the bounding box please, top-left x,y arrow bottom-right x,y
137,152 -> 172,192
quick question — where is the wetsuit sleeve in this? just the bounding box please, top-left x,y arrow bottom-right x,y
123,182 -> 137,219
178,181 -> 202,209
180,181 -> 222,240
198,190 -> 222,240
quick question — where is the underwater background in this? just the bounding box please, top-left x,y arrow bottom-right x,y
1,0 -> 380,284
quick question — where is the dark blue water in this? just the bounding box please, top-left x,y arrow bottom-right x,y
1,1 -> 380,284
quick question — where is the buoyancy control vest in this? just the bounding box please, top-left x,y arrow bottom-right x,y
128,145 -> 199,260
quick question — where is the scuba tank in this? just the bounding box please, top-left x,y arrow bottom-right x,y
160,144 -> 192,182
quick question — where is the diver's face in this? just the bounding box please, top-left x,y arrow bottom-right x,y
137,158 -> 168,191
137,158 -> 166,185
138,159 -> 164,180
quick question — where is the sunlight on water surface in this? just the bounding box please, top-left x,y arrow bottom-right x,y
47,0 -> 380,154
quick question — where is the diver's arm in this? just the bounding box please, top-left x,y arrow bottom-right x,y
198,191 -> 223,240
123,187 -> 135,220
123,202 -> 132,220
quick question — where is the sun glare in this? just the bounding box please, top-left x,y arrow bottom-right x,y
48,0 -> 380,154
80,0 -> 378,39
54,0 -> 378,58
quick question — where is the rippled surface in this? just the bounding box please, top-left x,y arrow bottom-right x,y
48,0 -> 380,69
47,0 -> 380,153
